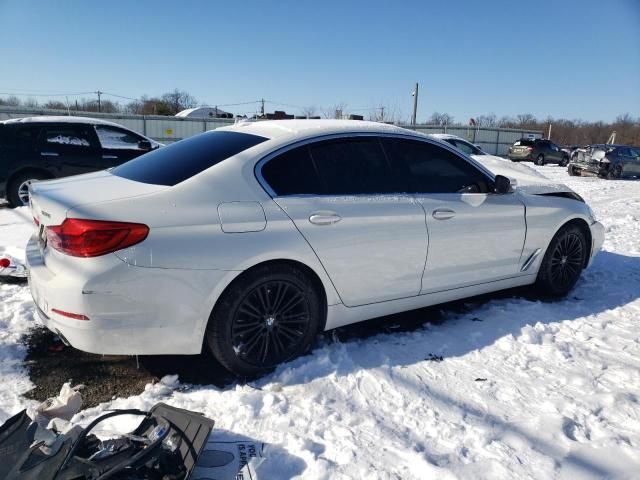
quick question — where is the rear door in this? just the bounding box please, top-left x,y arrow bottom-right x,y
261,136 -> 428,307
94,125 -> 150,168
38,124 -> 101,176
382,137 -> 526,293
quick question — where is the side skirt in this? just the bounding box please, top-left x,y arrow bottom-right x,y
324,274 -> 536,330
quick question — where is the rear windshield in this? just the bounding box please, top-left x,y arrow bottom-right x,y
514,139 -> 534,146
111,131 -> 268,186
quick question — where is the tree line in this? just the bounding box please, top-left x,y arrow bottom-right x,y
426,112 -> 640,146
1,92 -> 638,146
0,89 -> 197,116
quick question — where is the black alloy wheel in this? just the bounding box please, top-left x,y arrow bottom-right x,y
535,224 -> 586,297
231,280 -> 311,367
206,264 -> 322,377
536,154 -> 545,166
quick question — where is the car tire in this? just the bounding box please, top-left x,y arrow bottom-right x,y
560,156 -> 569,167
205,263 -> 323,377
7,172 -> 49,208
535,224 -> 586,297
535,154 -> 545,166
606,165 -> 621,180
568,165 -> 578,176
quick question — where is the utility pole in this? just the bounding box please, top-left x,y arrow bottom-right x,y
548,123 -> 552,139
96,90 -> 102,113
411,83 -> 419,125
380,106 -> 385,122
260,98 -> 265,117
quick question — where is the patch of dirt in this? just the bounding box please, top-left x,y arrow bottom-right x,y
24,327 -> 234,408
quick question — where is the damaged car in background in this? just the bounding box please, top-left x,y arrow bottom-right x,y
568,144 -> 640,179
26,120 -> 604,377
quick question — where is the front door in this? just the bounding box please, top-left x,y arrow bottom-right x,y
94,125 -> 149,168
382,137 -> 526,293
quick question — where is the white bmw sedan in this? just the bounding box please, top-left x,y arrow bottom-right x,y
27,120 -> 604,376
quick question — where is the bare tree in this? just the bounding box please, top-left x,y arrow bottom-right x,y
300,105 -> 317,118
0,95 -> 21,106
322,102 -> 347,119
476,113 -> 497,127
428,112 -> 454,126
161,89 -> 198,115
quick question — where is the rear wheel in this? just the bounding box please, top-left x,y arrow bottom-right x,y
560,156 -> 569,167
206,264 -> 323,377
535,154 -> 545,166
7,172 -> 48,208
535,224 -> 586,297
568,165 -> 579,176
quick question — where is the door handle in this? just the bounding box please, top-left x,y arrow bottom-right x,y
102,154 -> 118,159
432,208 -> 456,220
309,212 -> 342,225
40,152 -> 59,157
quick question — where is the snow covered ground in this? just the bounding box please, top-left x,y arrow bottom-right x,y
1,166 -> 639,479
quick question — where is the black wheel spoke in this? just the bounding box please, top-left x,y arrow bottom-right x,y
231,279 -> 311,368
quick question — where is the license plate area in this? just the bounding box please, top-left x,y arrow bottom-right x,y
37,224 -> 47,252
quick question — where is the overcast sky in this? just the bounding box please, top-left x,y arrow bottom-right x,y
0,0 -> 638,122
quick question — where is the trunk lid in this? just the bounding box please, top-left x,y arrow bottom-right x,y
29,170 -> 168,226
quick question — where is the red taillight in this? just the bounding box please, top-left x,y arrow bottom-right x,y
51,308 -> 89,321
45,219 -> 149,257
527,147 -> 533,151
0,258 -> 10,268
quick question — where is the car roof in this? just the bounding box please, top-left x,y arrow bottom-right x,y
217,119 -> 421,142
1,115 -> 131,129
429,133 -> 472,142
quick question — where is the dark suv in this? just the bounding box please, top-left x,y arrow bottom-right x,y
507,138 -> 569,166
0,116 -> 161,207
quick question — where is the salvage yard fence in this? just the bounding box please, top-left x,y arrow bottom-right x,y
0,107 -> 542,156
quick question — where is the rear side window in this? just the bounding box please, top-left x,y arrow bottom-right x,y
41,126 -> 95,148
261,146 -> 322,195
309,138 -> 399,194
383,138 -> 491,193
112,131 -> 267,186
0,126 -> 40,151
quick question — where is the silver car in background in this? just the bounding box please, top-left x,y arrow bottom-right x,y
27,120 -> 604,376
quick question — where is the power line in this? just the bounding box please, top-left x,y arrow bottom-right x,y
0,91 -> 95,97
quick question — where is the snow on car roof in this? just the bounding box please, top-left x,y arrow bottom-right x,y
218,119 -> 421,141
2,116 -> 129,128
429,133 -> 460,140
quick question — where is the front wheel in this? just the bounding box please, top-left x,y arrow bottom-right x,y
560,156 -> 569,167
206,264 -> 323,377
606,165 -> 622,180
535,154 -> 545,166
535,224 -> 586,297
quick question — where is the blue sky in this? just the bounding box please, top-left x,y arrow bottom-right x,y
0,0 -> 638,122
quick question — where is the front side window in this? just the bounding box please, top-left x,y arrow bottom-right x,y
112,130 -> 267,186
383,138 -> 491,194
308,137 -> 400,195
41,126 -> 94,149
261,146 -> 322,196
96,125 -> 144,149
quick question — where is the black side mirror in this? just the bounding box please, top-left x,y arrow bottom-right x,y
138,140 -> 152,150
494,175 -> 514,194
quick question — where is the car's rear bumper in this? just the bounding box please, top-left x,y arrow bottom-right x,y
508,154 -> 532,161
588,221 -> 605,267
26,235 -> 232,355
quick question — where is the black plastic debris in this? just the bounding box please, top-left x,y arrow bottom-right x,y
0,403 -> 214,480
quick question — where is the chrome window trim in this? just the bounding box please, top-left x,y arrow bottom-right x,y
253,131 -> 497,199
